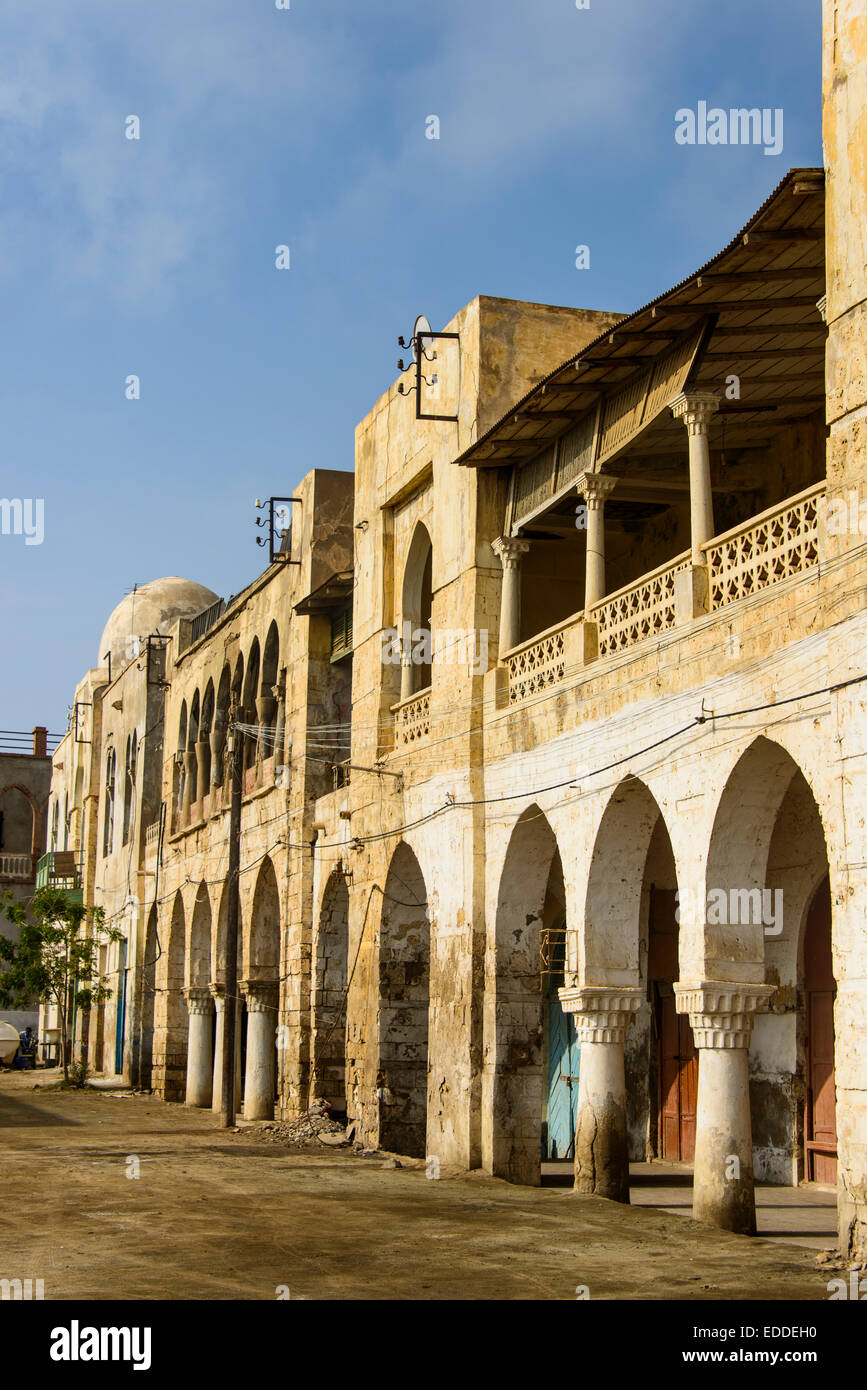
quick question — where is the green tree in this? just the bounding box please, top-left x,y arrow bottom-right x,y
0,888 -> 122,1081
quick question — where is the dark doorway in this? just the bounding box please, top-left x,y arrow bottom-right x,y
804,875 -> 836,1184
649,887 -> 697,1162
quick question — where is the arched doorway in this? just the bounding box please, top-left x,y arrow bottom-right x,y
378,843 -> 430,1157
401,523 -> 433,697
490,805 -> 565,1185
162,892 -> 188,1100
312,867 -> 349,1113
186,884 -> 215,1108
139,905 -> 158,1091
699,736 -> 834,1230
804,875 -> 836,1184
243,856 -> 280,1120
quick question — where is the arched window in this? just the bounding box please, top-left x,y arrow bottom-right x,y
51,799 -> 59,851
103,748 -> 117,857
122,731 -> 137,846
401,522 -> 433,696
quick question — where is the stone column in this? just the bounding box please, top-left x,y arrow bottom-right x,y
272,681 -> 286,765
491,537 -> 530,658
182,749 -> 197,816
241,982 -> 278,1120
209,721 -> 226,787
195,738 -> 209,808
184,988 -> 214,1108
674,983 -> 773,1234
670,392 -> 720,564
210,983 -> 226,1113
559,986 -> 643,1202
255,693 -> 276,761
575,472 -> 618,610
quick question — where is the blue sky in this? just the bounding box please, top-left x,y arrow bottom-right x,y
0,0 -> 821,734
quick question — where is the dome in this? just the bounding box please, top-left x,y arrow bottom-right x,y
98,577 -> 220,673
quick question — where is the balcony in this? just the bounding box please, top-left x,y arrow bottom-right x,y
503,483 -> 825,707
392,688 -> 432,747
0,852 -> 33,881
36,851 -> 83,903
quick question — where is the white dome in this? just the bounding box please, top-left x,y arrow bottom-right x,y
98,577 -> 220,673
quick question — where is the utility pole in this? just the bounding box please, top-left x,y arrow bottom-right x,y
220,705 -> 242,1128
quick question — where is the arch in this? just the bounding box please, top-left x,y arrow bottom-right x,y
50,797 -> 60,851
0,783 -> 38,862
490,805 -> 562,1184
583,776 -> 673,984
174,701 -> 188,820
157,891 -> 189,1100
378,841 -> 430,1157
261,622 -> 280,693
72,765 -> 84,850
122,730 -> 137,846
139,904 -> 159,1091
188,883 -> 212,990
102,747 -> 117,857
188,689 -> 200,750
311,867 -> 349,1111
401,522 -> 433,695
201,679 -> 215,737
247,855 -> 280,980
242,640 -> 261,768
704,736 -> 829,982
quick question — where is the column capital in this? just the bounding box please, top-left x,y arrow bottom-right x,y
575,471 -> 618,510
240,980 -> 279,1014
209,982 -> 227,1006
669,391 -> 721,435
558,985 -> 643,1043
674,981 -> 774,1048
184,986 -> 214,1016
491,535 -> 530,569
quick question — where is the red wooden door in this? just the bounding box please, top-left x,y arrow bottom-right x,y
804,876 -> 837,1184
658,995 -> 697,1162
650,887 -> 697,1163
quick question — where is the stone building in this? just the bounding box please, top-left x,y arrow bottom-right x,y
43,0 -> 865,1259
0,726 -> 53,1032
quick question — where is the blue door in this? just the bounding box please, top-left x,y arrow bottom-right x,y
114,939 -> 128,1075
546,981 -> 580,1159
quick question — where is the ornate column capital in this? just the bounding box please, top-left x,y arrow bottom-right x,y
558,985 -> 643,1043
669,391 -> 721,435
491,536 -> 530,570
575,472 -> 618,510
674,981 -> 774,1048
209,982 -> 227,1008
240,980 -> 279,1014
184,986 -> 214,1016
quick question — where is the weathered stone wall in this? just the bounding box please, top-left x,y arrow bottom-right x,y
823,0 -> 867,1257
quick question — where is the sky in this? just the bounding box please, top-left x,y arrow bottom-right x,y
0,0 -> 822,736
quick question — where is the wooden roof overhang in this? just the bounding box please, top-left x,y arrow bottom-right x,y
455,169 -> 826,537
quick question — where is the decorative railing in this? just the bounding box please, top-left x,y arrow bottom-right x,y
35,851 -> 82,893
190,598 -> 226,645
0,852 -> 33,879
505,620 -> 569,705
593,551 -> 689,658
704,483 -> 823,611
144,821 -> 161,854
393,688 -> 431,746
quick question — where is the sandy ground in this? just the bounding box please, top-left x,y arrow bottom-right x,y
0,1071 -> 839,1302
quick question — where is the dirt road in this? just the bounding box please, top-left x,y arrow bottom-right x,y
0,1072 -> 832,1301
